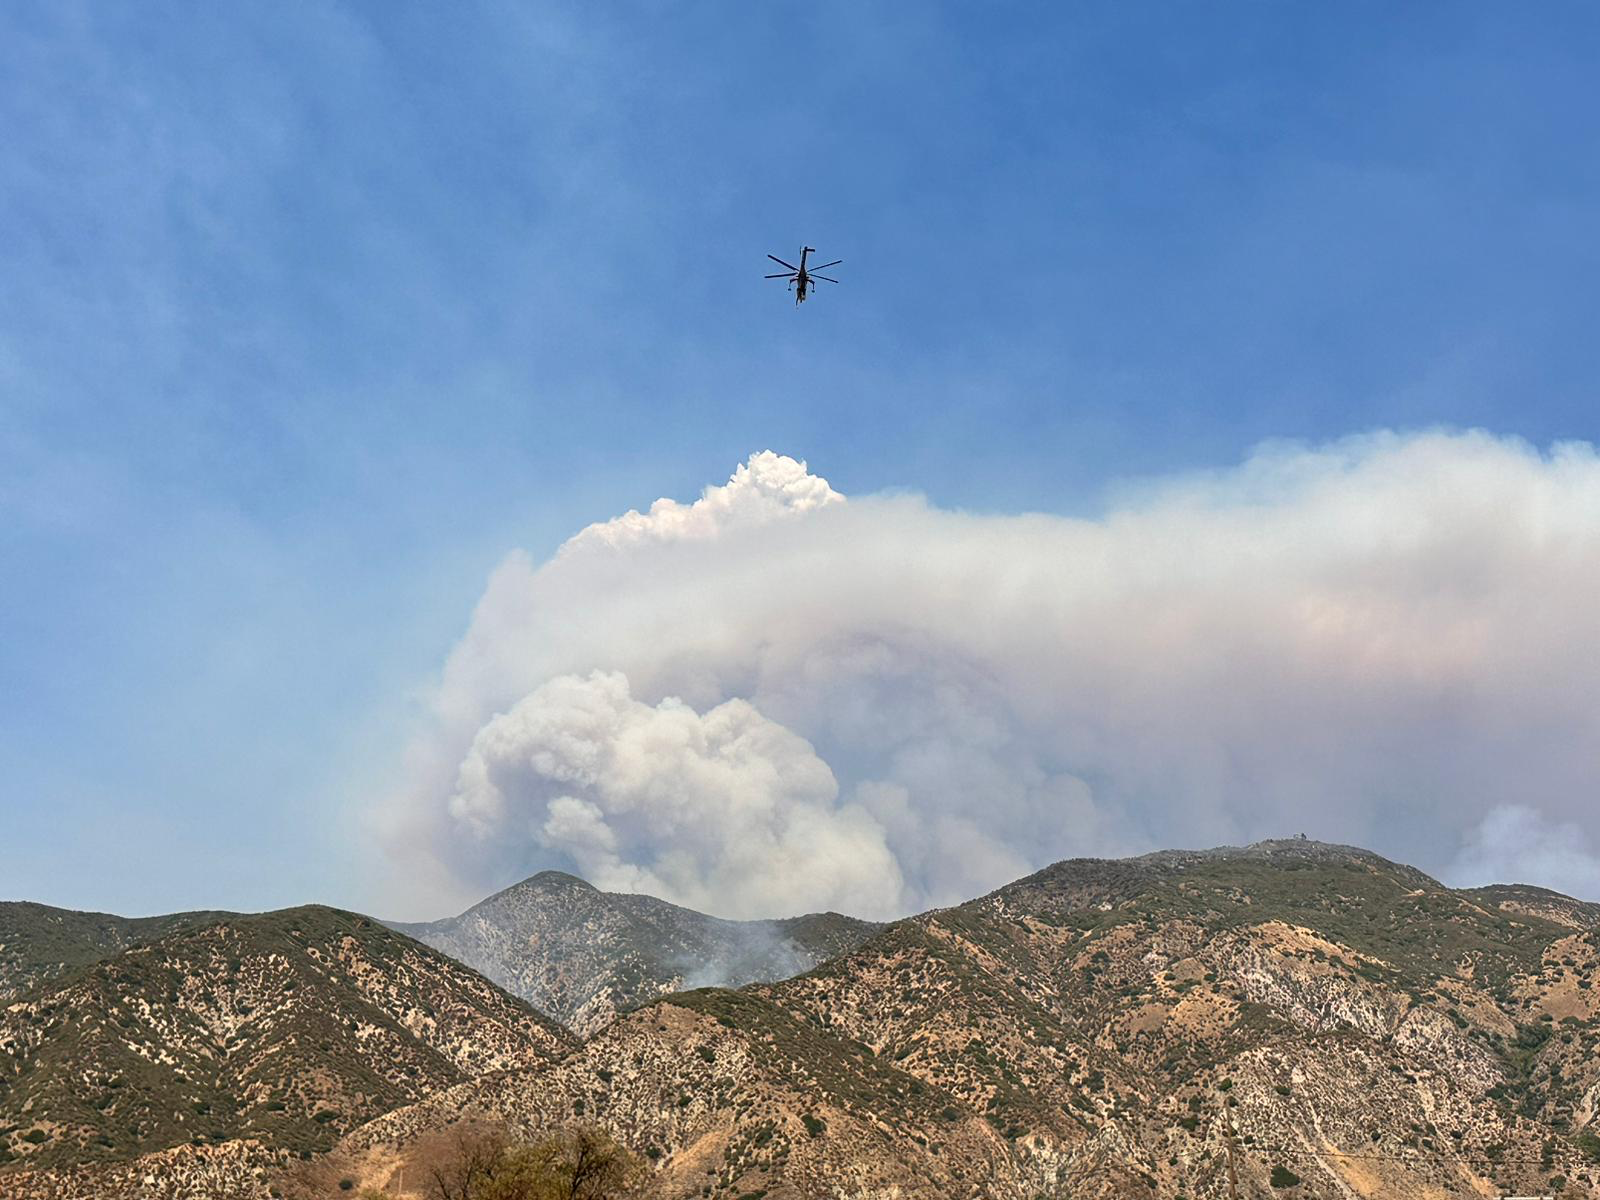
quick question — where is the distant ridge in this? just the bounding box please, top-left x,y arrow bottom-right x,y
389,870 -> 884,1035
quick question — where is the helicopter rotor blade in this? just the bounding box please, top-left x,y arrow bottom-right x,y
811,274 -> 840,284
767,255 -> 799,271
809,260 -> 842,271
765,272 -> 797,279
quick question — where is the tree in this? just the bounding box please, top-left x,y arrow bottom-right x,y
429,1125 -> 645,1200
428,1127 -> 509,1200
492,1128 -> 644,1200
545,1127 -> 643,1200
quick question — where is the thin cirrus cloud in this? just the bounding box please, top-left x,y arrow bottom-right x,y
377,433 -> 1600,920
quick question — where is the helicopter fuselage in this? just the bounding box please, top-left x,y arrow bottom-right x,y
793,247 -> 813,303
766,245 -> 836,306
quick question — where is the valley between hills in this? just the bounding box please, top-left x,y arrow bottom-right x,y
4,839 -> 1600,1199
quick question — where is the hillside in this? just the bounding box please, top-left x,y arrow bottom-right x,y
0,906 -> 573,1179
1470,883 -> 1600,932
319,840 -> 1600,1200
8,840 -> 1600,1200
389,870 -> 882,1035
0,902 -> 232,1002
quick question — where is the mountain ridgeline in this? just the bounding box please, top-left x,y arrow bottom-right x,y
3,840 -> 1599,1200
0,902 -> 234,1003
387,870 -> 884,1035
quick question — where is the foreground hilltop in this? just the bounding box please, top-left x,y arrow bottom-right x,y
389,869 -> 883,1035
328,839 -> 1600,1200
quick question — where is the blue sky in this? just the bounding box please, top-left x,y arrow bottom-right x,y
4,3 -> 1599,916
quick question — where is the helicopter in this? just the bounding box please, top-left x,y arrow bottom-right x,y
766,246 -> 841,304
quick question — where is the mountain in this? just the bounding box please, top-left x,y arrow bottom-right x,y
319,840 -> 1600,1200
8,840 -> 1600,1200
0,905 -> 573,1182
388,870 -> 884,1035
0,901 -> 233,1002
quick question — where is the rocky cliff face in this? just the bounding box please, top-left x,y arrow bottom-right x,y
388,870 -> 883,1035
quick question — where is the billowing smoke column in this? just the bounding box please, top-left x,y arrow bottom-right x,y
447,670 -> 902,919
381,437 -> 1600,919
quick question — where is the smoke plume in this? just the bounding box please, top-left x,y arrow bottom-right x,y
379,436 -> 1600,917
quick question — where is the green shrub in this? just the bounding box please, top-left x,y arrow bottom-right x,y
1270,1165 -> 1301,1188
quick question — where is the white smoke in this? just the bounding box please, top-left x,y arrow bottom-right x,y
446,670 -> 902,919
379,434 -> 1600,918
560,449 -> 843,553
1450,805 -> 1600,903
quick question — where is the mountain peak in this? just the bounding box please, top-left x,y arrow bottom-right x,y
515,869 -> 598,890
443,869 -> 600,915
389,873 -> 883,1035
